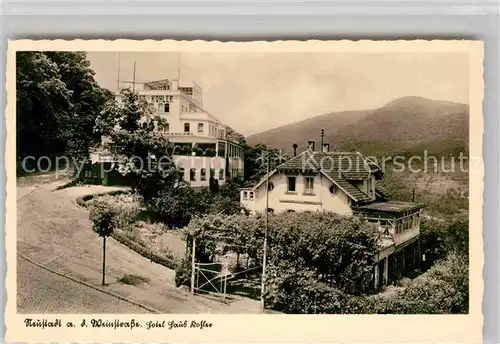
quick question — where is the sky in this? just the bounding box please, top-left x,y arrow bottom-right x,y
86,51 -> 469,137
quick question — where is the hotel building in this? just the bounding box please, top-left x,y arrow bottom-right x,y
90,78 -> 245,187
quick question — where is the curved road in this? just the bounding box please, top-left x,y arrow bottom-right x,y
16,176 -> 197,314
17,255 -> 149,313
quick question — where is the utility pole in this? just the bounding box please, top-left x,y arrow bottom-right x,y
260,149 -> 270,312
320,128 -> 325,150
191,236 -> 196,295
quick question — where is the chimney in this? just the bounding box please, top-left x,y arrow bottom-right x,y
307,141 -> 315,151
293,143 -> 298,157
322,143 -> 330,153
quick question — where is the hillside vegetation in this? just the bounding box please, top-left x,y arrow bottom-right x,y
247,96 -> 469,157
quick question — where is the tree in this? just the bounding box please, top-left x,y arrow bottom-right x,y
240,142 -> 289,182
95,88 -> 182,202
16,52 -> 72,164
16,52 -> 112,169
44,52 -> 114,162
89,200 -> 117,285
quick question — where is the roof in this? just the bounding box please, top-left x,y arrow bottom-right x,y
276,151 -> 379,180
354,201 -> 423,213
321,171 -> 373,203
250,150 -> 381,203
144,79 -> 171,89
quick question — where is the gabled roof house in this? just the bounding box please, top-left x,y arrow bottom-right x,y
240,139 -> 424,289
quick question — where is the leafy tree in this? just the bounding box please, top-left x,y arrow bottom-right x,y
44,52 -> 114,162
95,88 -> 182,202
420,217 -> 468,270
16,52 -> 72,164
16,52 -> 112,170
89,199 -> 117,285
237,140 -> 289,182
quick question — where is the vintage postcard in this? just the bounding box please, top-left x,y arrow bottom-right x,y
5,39 -> 483,343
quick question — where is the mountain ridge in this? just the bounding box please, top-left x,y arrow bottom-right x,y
246,96 -> 469,157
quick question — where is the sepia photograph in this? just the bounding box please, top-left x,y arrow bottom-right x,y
6,39 -> 484,343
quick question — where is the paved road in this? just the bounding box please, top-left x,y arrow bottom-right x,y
16,175 -> 261,314
16,177 -> 198,314
17,255 -> 150,314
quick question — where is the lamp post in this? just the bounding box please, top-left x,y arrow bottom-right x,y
260,149 -> 270,312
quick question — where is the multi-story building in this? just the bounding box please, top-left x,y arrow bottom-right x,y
90,79 -> 245,187
240,140 -> 423,289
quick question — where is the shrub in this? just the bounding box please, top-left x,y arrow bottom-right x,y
88,197 -> 118,237
175,258 -> 192,287
89,193 -> 141,230
370,253 -> 469,314
264,265 -> 371,314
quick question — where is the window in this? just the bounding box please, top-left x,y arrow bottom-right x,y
243,191 -> 248,200
268,182 -> 274,191
184,123 -> 190,133
329,185 -> 339,194
249,192 -> 254,200
286,209 -> 296,213
287,177 -> 296,193
304,177 -> 314,194
190,168 -> 196,181
179,168 -> 186,181
201,168 -> 207,181
198,123 -> 204,133
210,168 -> 215,178
164,103 -> 170,113
219,169 -> 225,180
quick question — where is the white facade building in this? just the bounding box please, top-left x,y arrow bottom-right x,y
92,78 -> 245,188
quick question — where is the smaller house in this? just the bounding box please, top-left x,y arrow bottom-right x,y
240,140 -> 423,288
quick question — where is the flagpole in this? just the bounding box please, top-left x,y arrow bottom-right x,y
260,149 -> 270,312
177,52 -> 181,81
132,61 -> 136,92
117,53 -> 121,91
